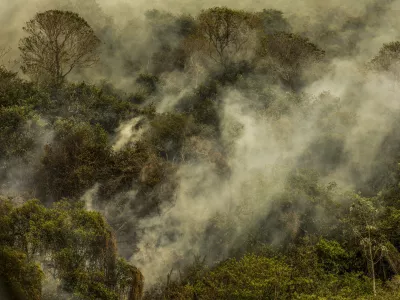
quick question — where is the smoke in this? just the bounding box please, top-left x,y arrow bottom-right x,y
128,56 -> 400,286
3,0 -> 400,291
113,117 -> 147,151
131,86 -> 313,283
0,118 -> 54,201
81,183 -> 100,211
2,0 -> 399,86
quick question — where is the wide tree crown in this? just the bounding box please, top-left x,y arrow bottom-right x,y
19,10 -> 100,87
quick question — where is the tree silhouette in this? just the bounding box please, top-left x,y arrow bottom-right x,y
19,10 -> 100,87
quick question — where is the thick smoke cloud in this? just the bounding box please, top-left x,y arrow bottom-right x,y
130,67 -> 400,286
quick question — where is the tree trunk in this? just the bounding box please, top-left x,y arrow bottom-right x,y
128,266 -> 144,300
368,233 -> 376,296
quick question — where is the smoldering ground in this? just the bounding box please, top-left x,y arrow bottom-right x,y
3,0 -> 400,290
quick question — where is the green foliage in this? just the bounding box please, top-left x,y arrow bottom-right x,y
316,238 -> 351,274
0,198 -> 143,300
198,254 -> 293,299
147,112 -> 191,160
116,259 -> 144,300
0,67 -> 49,109
37,119 -> 111,200
148,248 -> 375,300
191,98 -> 219,127
0,246 -> 43,300
99,141 -> 152,201
0,67 -> 49,167
51,82 -> 135,132
0,106 -> 38,160
136,73 -> 160,95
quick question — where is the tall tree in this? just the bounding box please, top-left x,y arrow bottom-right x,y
257,32 -> 325,90
187,7 -> 261,67
347,196 -> 388,296
19,10 -> 100,87
257,9 -> 291,34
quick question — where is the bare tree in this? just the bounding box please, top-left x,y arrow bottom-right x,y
187,7 -> 261,67
348,196 -> 387,296
19,10 -> 101,87
257,32 -> 325,90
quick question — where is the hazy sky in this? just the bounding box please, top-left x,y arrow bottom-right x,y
1,0 -> 397,62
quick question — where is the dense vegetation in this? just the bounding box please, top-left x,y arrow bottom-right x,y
2,1 -> 400,299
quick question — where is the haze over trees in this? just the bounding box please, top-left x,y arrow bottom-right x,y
190,7 -> 261,67
2,1 -> 400,299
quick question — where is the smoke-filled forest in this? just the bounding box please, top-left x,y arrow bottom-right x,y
3,0 -> 400,299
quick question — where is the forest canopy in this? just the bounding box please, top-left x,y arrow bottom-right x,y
2,1 -> 400,299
